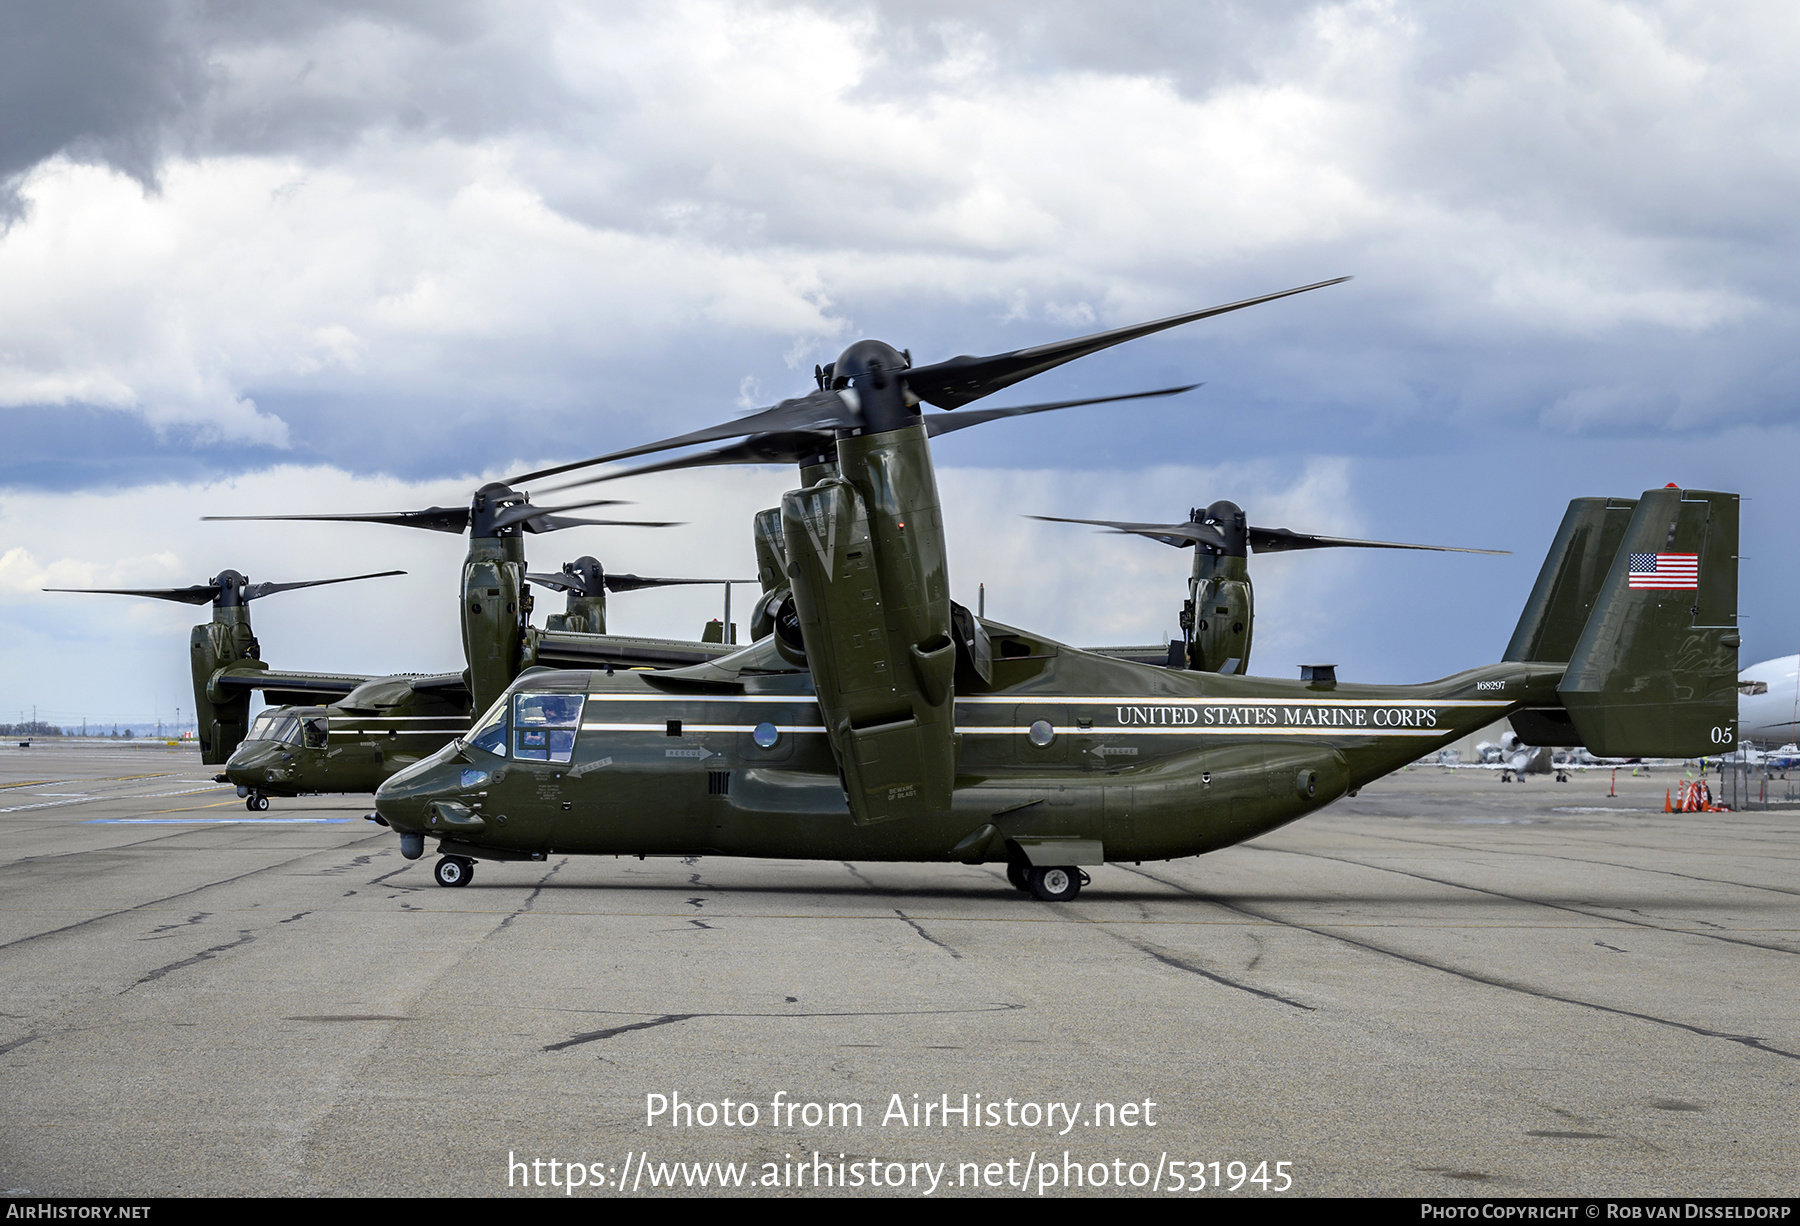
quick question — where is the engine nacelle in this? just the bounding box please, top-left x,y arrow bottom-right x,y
781,426 -> 956,825
190,610 -> 260,765
462,542 -> 527,716
1183,551 -> 1254,674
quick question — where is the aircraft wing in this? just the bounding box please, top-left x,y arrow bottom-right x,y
211,665 -> 378,703
1084,644 -> 1181,666
533,630 -> 739,671
405,672 -> 471,693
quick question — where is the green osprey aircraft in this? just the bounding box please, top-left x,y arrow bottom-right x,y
202,472 -> 755,808
1031,502 -> 1508,673
218,556 -> 752,809
44,567 -> 410,765
369,279 -> 1739,897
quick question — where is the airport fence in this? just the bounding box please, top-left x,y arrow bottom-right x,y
1718,755 -> 1799,810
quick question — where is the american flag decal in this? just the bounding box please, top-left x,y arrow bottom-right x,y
1628,552 -> 1699,589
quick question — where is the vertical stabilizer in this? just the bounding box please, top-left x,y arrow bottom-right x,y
1558,487 -> 1739,757
1504,496 -> 1638,663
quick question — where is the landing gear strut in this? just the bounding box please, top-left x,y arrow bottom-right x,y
434,856 -> 474,888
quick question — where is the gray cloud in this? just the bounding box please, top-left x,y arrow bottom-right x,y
0,0 -> 198,206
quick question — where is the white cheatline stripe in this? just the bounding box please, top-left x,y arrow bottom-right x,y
583,692 -> 1509,709
577,723 -> 1446,739
582,723 -> 827,734
586,694 -> 815,703
957,695 -> 1511,708
961,726 -> 1446,738
329,729 -> 466,737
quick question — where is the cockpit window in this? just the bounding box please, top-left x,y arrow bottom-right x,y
466,696 -> 509,757
513,692 -> 583,763
249,713 -> 302,745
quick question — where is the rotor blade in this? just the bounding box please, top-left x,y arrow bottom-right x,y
507,388 -> 858,487
202,507 -> 472,534
905,278 -> 1351,409
241,570 -> 408,601
43,583 -> 222,605
541,387 -> 1203,495
535,432 -> 839,492
524,572 -> 583,593
603,574 -> 756,593
924,384 -> 1200,438
489,497 -> 630,533
1026,514 -> 1227,551
518,514 -> 684,534
1247,527 -> 1510,555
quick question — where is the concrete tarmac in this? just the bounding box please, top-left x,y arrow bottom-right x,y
1,740 -> 1795,1198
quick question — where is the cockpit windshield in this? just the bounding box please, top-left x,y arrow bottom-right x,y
247,713 -> 302,745
463,691 -> 584,762
466,696 -> 509,757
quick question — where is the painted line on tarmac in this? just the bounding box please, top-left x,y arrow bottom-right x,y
0,797 -> 101,814
85,818 -> 356,825
0,783 -> 229,814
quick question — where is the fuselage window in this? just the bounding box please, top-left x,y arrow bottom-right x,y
513,692 -> 584,764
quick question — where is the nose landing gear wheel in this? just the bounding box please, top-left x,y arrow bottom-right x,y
1027,865 -> 1087,902
246,793 -> 269,812
434,856 -> 474,888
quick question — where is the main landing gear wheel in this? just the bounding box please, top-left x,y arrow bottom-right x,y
1027,865 -> 1087,902
1006,861 -> 1031,893
434,856 -> 474,888
245,793 -> 269,812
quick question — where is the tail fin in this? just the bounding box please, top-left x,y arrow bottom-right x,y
1505,496 -> 1639,664
1505,496 -> 1638,746
1557,487 -> 1739,757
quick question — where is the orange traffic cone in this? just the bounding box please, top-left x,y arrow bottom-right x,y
1664,788 -> 1673,813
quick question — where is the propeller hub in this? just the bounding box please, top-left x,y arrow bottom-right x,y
1197,500 -> 1249,557
470,483 -> 529,538
210,569 -> 250,607
833,339 -> 915,434
564,556 -> 605,597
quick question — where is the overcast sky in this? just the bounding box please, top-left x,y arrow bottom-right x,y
2,0 -> 1795,727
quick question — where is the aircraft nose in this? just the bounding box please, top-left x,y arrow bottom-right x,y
223,742 -> 281,783
373,755 -> 456,842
